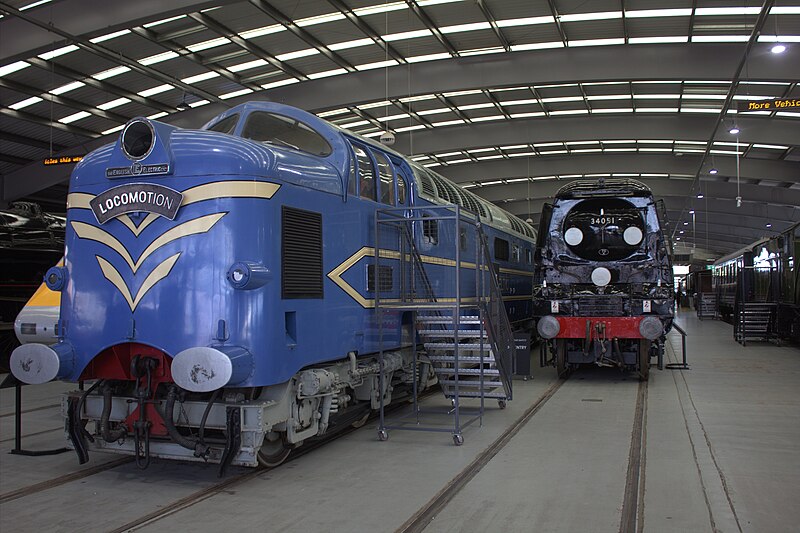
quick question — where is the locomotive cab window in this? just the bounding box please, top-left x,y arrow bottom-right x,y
423,215 -> 438,245
374,151 -> 395,206
353,145 -> 376,201
242,112 -> 332,156
495,238 -> 509,261
206,114 -> 239,134
397,173 -> 407,205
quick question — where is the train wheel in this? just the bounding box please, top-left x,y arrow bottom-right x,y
555,339 -> 568,378
638,339 -> 651,381
351,411 -> 370,428
257,436 -> 292,467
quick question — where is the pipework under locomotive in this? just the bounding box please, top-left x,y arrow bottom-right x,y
532,179 -> 674,379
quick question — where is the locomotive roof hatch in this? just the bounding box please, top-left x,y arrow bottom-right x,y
555,178 -> 653,200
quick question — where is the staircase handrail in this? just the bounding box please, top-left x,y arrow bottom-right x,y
476,223 -> 515,400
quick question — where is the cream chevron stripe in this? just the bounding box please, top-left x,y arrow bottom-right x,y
68,181 -> 281,236
96,253 -> 181,311
328,246 -> 533,309
66,193 -> 93,210
72,221 -> 136,270
71,213 -> 225,273
136,213 -> 225,271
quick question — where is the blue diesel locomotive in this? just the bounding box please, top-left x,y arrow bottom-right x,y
10,102 -> 535,469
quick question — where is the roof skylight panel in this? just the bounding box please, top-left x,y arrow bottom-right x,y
276,48 -> 319,61
139,51 -> 179,65
50,81 -> 86,95
629,36 -> 689,44
695,7 -> 762,16
8,96 -> 43,110
329,38 -> 375,51
559,11 -> 622,23
440,22 -> 492,34
568,38 -> 626,47
625,9 -> 693,18
355,59 -> 400,71
510,42 -> 564,51
92,66 -> 131,80
240,25 -> 284,39
318,108 -> 350,118
97,97 -> 131,110
38,45 -> 79,60
383,29 -> 433,41
187,37 -> 232,52
353,2 -> 407,17
143,15 -> 185,28
308,68 -> 349,79
394,124 -> 427,134
591,108 -> 634,113
692,35 -> 750,42
407,53 -> 452,63
59,111 -> 91,124
0,61 -> 30,77
228,59 -> 269,72
138,84 -> 174,97
458,46 -> 506,57
181,72 -> 220,84
89,30 -> 131,44
295,12 -> 345,27
261,78 -> 300,90
496,16 -> 554,28
220,88 -> 253,100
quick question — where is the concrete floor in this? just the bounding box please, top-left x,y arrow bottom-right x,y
1,309 -> 798,532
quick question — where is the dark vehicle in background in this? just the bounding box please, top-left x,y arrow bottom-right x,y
0,202 -> 65,370
532,179 -> 674,380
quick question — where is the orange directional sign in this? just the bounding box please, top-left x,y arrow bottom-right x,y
737,98 -> 800,112
43,155 -> 84,166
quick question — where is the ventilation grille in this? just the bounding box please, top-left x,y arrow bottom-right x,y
367,264 -> 393,292
282,207 -> 323,299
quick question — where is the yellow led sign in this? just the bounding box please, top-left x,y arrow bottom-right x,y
737,98 -> 800,112
43,155 -> 84,166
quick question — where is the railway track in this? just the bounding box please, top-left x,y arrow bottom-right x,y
396,368 -> 653,533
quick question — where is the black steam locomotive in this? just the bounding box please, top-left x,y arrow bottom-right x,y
532,179 -> 674,379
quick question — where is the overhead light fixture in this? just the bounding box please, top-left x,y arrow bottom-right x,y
709,168 -> 718,175
697,193 -> 704,198
729,125 -> 740,135
683,221 -> 689,225
176,92 -> 190,111
689,210 -> 695,214
771,43 -> 787,54
766,223 -> 772,228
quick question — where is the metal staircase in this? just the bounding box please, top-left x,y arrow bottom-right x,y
734,302 -> 777,345
374,205 -> 515,444
418,309 -> 510,403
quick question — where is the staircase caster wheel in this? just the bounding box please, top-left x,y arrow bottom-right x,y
378,430 -> 389,442
498,400 -> 507,410
453,434 -> 464,446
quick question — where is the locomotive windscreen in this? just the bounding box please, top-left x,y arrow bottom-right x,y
562,198 -> 645,261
